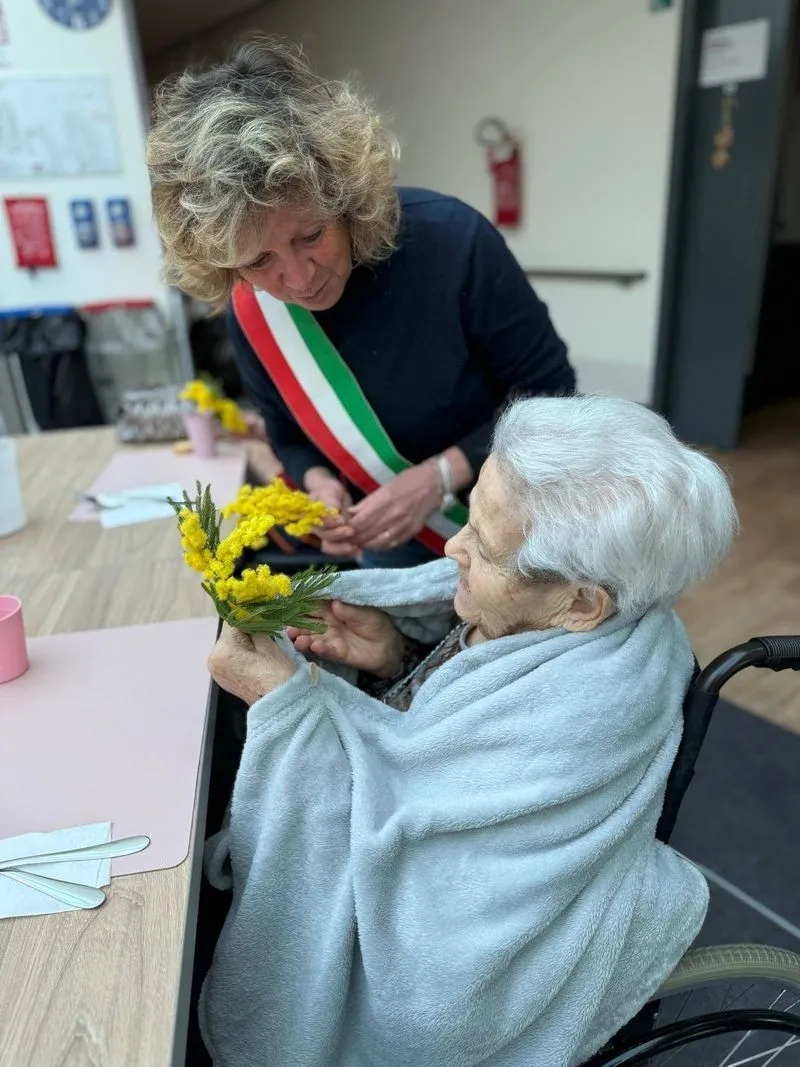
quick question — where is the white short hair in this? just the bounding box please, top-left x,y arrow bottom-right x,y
492,395 -> 738,621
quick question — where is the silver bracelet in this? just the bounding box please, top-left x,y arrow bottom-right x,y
434,454 -> 457,511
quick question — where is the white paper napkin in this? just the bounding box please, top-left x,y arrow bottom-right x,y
0,822 -> 112,918
98,483 -> 183,529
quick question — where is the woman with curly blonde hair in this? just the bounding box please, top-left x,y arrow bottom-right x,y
146,37 -> 575,566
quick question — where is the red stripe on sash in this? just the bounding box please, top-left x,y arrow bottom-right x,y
231,283 -> 446,556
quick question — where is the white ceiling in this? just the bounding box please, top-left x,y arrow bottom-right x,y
133,0 -> 264,56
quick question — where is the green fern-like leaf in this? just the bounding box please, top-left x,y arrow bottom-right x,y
203,565 -> 338,637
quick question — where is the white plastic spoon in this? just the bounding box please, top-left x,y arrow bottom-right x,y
0,834 -> 150,872
1,869 -> 106,910
78,493 -> 173,510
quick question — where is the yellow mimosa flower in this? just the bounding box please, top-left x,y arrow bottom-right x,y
181,379 -> 249,429
170,481 -> 337,636
222,480 -> 335,533
219,399 -> 249,434
177,510 -> 213,573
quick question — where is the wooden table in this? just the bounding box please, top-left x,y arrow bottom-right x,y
0,428 -> 218,1067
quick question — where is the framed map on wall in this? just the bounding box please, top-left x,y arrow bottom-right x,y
0,74 -> 121,178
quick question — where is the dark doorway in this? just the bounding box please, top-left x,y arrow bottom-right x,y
746,23 -> 800,415
654,0 -> 798,448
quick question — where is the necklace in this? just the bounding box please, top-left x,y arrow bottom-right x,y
384,621 -> 472,700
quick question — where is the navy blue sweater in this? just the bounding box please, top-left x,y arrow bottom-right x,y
227,188 -> 575,490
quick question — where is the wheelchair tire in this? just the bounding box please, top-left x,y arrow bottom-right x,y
659,942 -> 800,994
588,944 -> 800,1065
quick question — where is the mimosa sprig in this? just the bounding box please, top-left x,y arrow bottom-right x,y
170,480 -> 338,636
179,377 -> 249,434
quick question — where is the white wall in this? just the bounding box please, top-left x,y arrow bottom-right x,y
144,0 -> 683,402
0,0 -> 170,314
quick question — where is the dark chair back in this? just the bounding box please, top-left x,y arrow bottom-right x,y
656,635 -> 800,843
656,667 -> 718,843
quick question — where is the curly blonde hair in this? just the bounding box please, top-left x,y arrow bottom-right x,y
146,38 -> 400,312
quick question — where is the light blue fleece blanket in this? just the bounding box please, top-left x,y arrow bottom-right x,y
200,558 -> 708,1066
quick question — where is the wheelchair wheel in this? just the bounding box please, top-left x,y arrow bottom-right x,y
590,944 -> 800,1066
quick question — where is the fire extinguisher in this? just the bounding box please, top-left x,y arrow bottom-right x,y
475,117 -> 522,229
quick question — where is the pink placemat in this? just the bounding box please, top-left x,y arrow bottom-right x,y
69,442 -> 248,523
0,617 -> 217,876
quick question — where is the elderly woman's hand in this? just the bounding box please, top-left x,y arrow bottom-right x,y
286,601 -> 404,678
208,625 -> 296,705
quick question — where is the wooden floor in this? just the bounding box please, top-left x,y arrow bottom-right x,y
677,398 -> 800,733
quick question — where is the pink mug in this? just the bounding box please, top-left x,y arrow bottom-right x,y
0,595 -> 29,684
184,411 -> 218,459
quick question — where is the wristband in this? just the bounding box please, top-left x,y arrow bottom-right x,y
434,454 -> 457,511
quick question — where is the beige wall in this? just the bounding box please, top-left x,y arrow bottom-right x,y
144,0 -> 684,402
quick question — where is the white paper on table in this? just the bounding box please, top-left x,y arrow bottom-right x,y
0,821 -> 111,918
98,482 -> 183,529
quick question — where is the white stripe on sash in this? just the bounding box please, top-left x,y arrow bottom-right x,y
254,292 -> 460,540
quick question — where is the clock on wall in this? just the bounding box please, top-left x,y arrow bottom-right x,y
38,0 -> 112,30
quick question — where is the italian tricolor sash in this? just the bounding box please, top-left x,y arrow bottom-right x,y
232,282 -> 468,556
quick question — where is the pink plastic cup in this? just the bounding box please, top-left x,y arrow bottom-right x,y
0,595 -> 29,684
184,411 -> 218,459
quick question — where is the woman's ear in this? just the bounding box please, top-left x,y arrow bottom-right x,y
561,585 -> 614,633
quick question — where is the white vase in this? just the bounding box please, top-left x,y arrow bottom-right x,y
0,437 -> 26,538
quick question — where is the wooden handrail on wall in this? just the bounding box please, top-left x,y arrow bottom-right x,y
524,269 -> 647,288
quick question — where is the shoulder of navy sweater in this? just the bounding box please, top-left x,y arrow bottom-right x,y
391,190 -> 495,298
396,186 -> 485,244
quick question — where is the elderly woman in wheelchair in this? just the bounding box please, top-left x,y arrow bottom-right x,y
199,394 -> 799,1067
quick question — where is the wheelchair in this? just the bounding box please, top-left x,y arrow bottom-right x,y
225,536 -> 800,1065
586,634 -> 800,1066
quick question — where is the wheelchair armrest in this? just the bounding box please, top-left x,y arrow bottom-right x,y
750,635 -> 800,671
694,635 -> 800,695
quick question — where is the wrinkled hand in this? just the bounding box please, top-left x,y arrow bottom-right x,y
286,601 -> 404,678
208,624 -> 296,705
316,517 -> 362,557
347,464 -> 442,551
307,476 -> 352,512
304,469 -> 360,556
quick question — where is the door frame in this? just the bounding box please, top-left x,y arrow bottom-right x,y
652,0 -> 798,444
651,0 -> 702,416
